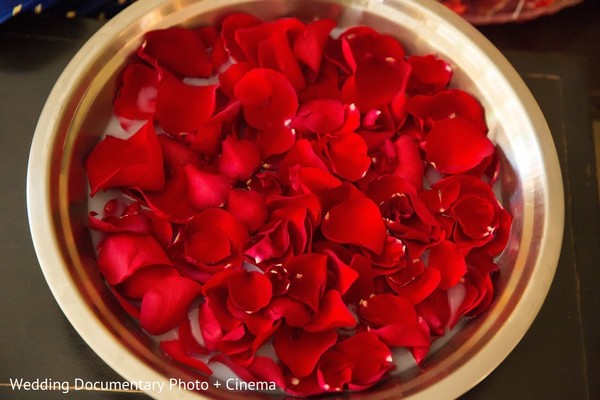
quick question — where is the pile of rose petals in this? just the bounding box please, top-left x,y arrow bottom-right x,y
85,13 -> 512,396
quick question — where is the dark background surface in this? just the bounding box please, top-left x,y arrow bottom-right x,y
1,1 -> 599,399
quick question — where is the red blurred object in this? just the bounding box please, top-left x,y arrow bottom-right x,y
441,0 -> 584,24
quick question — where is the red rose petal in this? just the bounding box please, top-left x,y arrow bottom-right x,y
388,264 -> 441,304
317,349 -> 352,392
327,132 -> 371,182
407,89 -> 488,132
155,71 -> 217,134
256,124 -> 296,158
286,253 -> 328,312
293,19 -> 336,73
86,121 -> 165,195
88,211 -> 152,235
305,290 -> 357,332
97,233 -> 172,285
220,13 -> 262,61
225,189 -> 267,232
141,27 -> 212,77
184,209 -> 248,264
266,296 -> 313,327
160,339 -> 213,375
334,332 -> 393,387
289,166 -> 341,196
178,317 -> 208,355
273,324 -> 338,378
114,63 -> 158,121
218,136 -> 261,181
343,254 -> 375,304
425,118 -> 494,174
227,270 -> 273,313
429,241 -> 467,289
322,198 -> 386,254
293,99 -> 345,135
407,55 -> 452,95
140,166 -> 197,223
118,265 -> 179,299
184,164 -> 232,210
452,194 -> 496,240
234,68 -> 298,129
219,62 -> 253,99
393,135 -> 424,191
140,275 -> 203,334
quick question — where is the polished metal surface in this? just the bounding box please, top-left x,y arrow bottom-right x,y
26,0 -> 564,399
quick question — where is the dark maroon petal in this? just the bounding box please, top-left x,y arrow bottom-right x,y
160,339 -> 213,375
406,55 -> 452,95
86,122 -> 165,195
155,71 -> 217,134
273,324 -> 338,378
234,68 -> 298,129
425,118 -> 494,174
140,275 -> 203,334
286,254 -> 328,312
327,132 -> 371,182
219,135 -> 261,181
140,27 -> 212,77
184,164 -> 232,210
227,270 -> 273,312
429,241 -> 466,289
322,198 -> 386,254
293,19 -> 336,72
118,265 -> 179,299
225,189 -> 267,232
114,63 -> 158,121
305,290 -> 356,332
334,332 -> 394,387
97,233 -> 172,285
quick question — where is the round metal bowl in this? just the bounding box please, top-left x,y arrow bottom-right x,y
26,0 -> 564,398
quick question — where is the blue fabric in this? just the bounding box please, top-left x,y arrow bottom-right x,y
0,0 -> 136,24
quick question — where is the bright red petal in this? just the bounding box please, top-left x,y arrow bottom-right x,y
97,233 -> 172,285
321,198 -> 386,254
141,27 -> 212,77
425,118 -> 494,174
140,275 -> 203,334
273,324 -> 337,378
